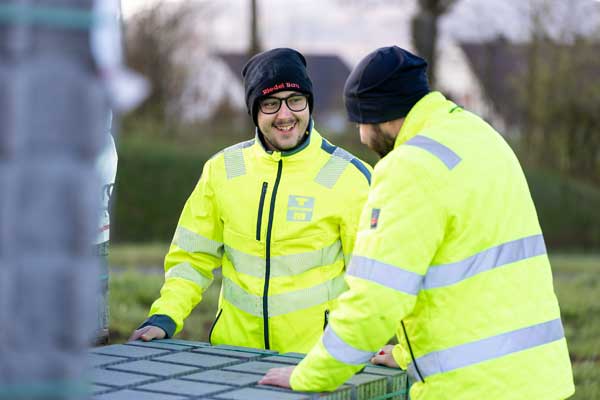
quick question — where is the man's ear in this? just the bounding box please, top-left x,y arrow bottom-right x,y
380,117 -> 405,138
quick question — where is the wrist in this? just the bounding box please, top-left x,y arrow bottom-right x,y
139,314 -> 175,338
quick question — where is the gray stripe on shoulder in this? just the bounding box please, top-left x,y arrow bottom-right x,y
221,139 -> 255,179
210,139 -> 255,160
404,135 -> 461,170
315,147 -> 355,188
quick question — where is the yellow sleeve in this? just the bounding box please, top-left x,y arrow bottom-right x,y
149,159 -> 223,334
392,343 -> 411,370
291,154 -> 446,391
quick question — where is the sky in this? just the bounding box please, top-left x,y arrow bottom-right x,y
120,0 -> 600,120
121,0 -> 600,66
120,0 -> 600,91
121,0 -> 417,64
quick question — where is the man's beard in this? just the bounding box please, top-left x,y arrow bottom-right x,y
369,124 -> 396,158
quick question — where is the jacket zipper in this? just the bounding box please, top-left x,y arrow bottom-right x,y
208,308 -> 223,344
262,159 -> 282,349
256,182 -> 268,241
401,320 -> 426,383
323,309 -> 330,330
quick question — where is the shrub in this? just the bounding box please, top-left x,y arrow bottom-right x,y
112,136 -> 600,250
526,170 -> 600,250
111,136 -> 208,242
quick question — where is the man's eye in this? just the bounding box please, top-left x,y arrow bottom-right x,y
262,100 -> 278,108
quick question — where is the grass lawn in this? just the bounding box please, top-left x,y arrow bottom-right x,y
107,245 -> 599,399
549,254 -> 600,399
107,241 -> 222,343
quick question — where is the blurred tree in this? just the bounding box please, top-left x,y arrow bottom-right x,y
411,0 -> 457,88
124,0 -> 216,130
243,0 -> 262,136
249,0 -> 261,57
337,0 -> 456,88
519,1 -> 600,183
461,1 -> 600,184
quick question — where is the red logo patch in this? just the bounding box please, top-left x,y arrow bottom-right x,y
370,208 -> 380,228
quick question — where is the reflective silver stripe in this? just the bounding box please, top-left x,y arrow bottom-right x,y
224,147 -> 246,179
322,326 -> 374,365
221,140 -> 253,179
210,139 -> 254,160
222,275 -> 347,317
408,318 -> 565,381
315,147 -> 353,188
224,240 -> 343,278
173,226 -> 223,258
404,135 -> 461,170
223,246 -> 262,277
347,255 -> 423,296
165,262 -> 213,289
424,235 -> 546,290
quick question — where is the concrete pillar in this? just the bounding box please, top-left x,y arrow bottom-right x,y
1,1 -> 105,398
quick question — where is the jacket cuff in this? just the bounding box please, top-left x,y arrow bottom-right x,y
392,344 -> 409,370
139,314 -> 176,338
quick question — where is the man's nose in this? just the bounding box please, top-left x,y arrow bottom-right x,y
276,101 -> 293,117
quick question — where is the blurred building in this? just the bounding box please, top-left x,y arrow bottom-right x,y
461,35 -> 600,138
460,37 -> 528,136
173,44 -> 490,135
173,51 -> 352,134
217,52 -> 351,133
125,0 -> 600,138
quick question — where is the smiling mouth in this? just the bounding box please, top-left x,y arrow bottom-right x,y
274,122 -> 296,132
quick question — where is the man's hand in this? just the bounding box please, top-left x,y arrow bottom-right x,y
370,344 -> 399,368
128,325 -> 166,342
258,366 -> 295,389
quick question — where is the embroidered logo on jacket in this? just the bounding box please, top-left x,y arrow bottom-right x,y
287,195 -> 315,222
370,208 -> 381,228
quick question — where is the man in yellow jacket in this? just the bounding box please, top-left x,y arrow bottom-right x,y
260,46 -> 575,399
129,48 -> 372,353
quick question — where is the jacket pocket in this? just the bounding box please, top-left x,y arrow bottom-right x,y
323,309 -> 330,330
256,182 -> 268,241
208,308 -> 223,344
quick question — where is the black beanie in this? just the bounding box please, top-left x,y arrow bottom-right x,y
344,46 -> 430,124
242,48 -> 314,126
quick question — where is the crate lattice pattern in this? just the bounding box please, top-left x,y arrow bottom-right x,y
90,340 -> 409,400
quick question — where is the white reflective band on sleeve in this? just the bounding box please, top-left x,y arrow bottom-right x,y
404,135 -> 461,170
424,234 -> 547,289
172,226 -> 223,258
408,318 -> 565,381
347,255 -> 423,296
165,262 -> 213,289
314,147 -> 353,188
322,325 -> 374,365
222,275 -> 347,317
224,240 -> 343,278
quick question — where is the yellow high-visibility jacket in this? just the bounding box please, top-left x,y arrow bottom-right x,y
291,93 -> 575,400
146,125 -> 372,353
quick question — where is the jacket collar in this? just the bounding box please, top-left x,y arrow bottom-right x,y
253,119 -> 322,163
394,91 -> 455,148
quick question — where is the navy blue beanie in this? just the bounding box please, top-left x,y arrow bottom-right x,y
344,46 -> 430,123
242,48 -> 314,126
